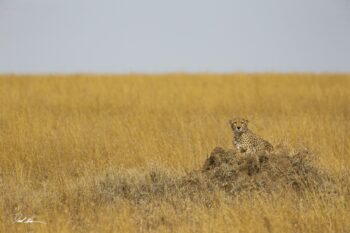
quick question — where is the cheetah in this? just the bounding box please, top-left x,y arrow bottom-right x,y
229,118 -> 273,154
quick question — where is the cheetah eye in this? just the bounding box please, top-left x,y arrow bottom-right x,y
241,121 -> 244,124
233,122 -> 237,124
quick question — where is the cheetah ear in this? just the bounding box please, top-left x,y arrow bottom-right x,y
245,119 -> 249,124
228,120 -> 235,130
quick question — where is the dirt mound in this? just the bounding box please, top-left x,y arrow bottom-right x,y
200,147 -> 336,195
94,147 -> 337,207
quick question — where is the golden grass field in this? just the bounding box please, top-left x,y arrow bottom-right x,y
0,73 -> 349,233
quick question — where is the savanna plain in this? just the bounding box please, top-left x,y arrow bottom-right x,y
0,74 -> 349,233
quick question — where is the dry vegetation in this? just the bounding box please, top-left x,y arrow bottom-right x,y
0,73 -> 349,233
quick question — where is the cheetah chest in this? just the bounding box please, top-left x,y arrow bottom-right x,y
234,134 -> 255,153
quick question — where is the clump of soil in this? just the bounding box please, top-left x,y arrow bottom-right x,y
200,147 -> 336,195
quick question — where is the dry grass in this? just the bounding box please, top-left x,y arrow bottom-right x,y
0,73 -> 349,232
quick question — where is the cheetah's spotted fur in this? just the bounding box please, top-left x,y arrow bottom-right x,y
229,118 -> 273,154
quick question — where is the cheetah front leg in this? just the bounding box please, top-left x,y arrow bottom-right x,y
234,142 -> 246,153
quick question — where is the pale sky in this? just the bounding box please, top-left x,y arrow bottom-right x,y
1,0 -> 350,73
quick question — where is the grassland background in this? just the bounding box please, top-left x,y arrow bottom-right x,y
0,73 -> 349,232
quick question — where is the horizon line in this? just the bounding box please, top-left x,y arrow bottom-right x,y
1,71 -> 350,77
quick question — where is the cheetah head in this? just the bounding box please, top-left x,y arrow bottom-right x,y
229,118 -> 249,133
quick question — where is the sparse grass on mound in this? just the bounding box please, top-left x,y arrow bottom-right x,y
201,147 -> 337,195
93,146 -> 340,206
